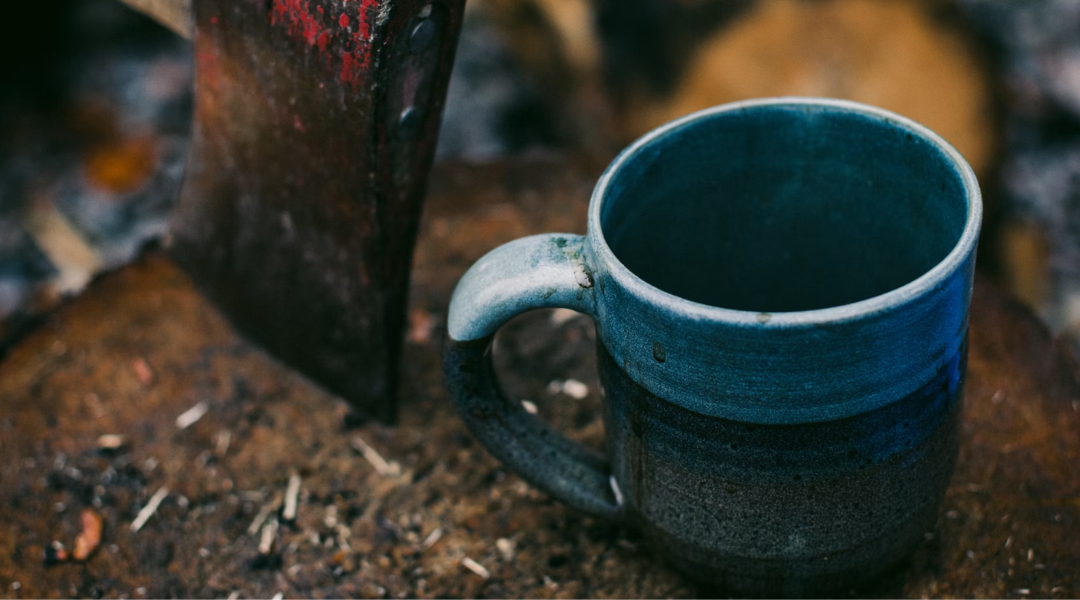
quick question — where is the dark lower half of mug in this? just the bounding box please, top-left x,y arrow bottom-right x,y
599,338 -> 965,597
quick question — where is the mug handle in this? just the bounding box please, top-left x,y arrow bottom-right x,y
443,233 -> 624,520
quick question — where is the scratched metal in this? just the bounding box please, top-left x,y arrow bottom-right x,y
169,0 -> 465,422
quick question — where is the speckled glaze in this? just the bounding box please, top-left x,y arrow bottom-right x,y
443,98 -> 981,595
599,341 -> 964,595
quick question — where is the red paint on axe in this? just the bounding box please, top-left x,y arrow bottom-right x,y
270,0 -> 326,46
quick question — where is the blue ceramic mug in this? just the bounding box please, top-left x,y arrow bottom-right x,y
443,98 -> 981,595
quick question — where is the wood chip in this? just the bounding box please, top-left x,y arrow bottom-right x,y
24,200 -> 101,293
259,516 -> 278,555
131,358 -> 153,386
350,436 -> 401,477
282,473 -> 302,522
609,475 -> 624,507
248,496 -> 281,535
420,527 -> 443,551
97,434 -> 125,450
130,487 -> 169,532
336,524 -> 352,551
215,430 -> 232,458
73,509 -> 103,561
546,379 -> 590,399
562,379 -> 589,399
461,557 -> 490,580
496,537 -> 515,561
407,309 -> 435,344
175,401 -> 209,430
549,308 -> 580,325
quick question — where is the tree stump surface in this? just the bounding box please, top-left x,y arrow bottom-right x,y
0,158 -> 1077,599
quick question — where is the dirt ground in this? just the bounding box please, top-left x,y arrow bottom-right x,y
0,158 -> 1078,599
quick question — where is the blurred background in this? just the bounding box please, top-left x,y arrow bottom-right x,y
2,0 -> 1079,350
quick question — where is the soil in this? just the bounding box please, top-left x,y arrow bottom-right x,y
0,158 -> 1078,598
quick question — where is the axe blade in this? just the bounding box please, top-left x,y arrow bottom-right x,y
170,0 -> 465,422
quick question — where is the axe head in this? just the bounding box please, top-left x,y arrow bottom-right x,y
170,0 -> 465,422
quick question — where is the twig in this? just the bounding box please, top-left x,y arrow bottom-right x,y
282,474 -> 302,521
323,505 -> 338,528
215,430 -> 232,458
350,436 -> 401,477
130,487 -> 169,532
259,517 -> 278,555
176,401 -> 209,430
248,497 -> 281,535
461,557 -> 490,580
609,475 -> 624,507
336,524 -> 352,552
420,527 -> 443,551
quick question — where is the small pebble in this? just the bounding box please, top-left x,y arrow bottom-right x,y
73,509 -> 103,561
496,537 -> 515,561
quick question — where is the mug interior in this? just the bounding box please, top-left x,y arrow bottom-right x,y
599,103 -> 970,312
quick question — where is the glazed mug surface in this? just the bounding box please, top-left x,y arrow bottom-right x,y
442,98 -> 981,596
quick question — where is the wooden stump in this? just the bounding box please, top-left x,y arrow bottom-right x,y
0,158 -> 1077,598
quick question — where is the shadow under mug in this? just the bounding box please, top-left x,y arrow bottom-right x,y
443,98 -> 982,596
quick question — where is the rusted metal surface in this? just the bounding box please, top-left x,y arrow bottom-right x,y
170,0 -> 465,423
1,159 -> 1079,597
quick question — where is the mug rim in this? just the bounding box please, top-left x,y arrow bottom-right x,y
588,96 -> 983,328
